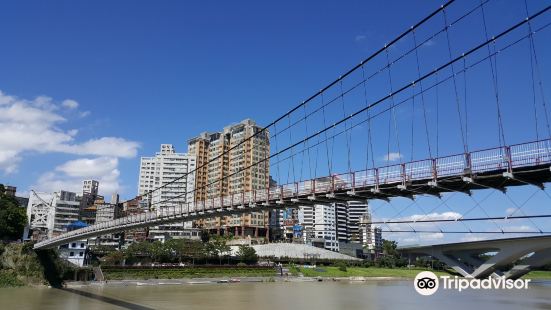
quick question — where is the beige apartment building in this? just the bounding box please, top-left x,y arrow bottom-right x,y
188,119 -> 270,241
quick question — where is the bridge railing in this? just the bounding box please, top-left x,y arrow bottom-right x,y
510,139 -> 551,168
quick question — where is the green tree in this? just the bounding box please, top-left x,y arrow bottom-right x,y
150,241 -> 171,263
206,236 -> 230,265
165,239 -> 187,263
124,241 -> 152,263
236,245 -> 258,265
103,251 -> 125,266
382,239 -> 398,257
185,240 -> 205,264
0,184 -> 27,241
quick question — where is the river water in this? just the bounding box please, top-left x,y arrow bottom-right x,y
1,280 -> 550,310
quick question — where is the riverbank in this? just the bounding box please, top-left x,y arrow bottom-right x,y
102,266 -> 278,280
290,266 -> 452,278
65,275 -> 416,288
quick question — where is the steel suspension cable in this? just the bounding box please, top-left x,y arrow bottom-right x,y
150,6 -> 551,208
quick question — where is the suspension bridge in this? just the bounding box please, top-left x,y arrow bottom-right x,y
35,0 -> 551,250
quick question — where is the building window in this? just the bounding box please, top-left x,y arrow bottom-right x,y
70,252 -> 74,257
71,243 -> 76,248
79,252 -> 84,257
80,243 -> 85,248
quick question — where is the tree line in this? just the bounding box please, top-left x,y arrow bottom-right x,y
98,235 -> 258,266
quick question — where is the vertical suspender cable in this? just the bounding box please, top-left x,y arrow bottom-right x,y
524,0 -> 551,140
361,64 -> 376,171
413,30 -> 433,159
480,0 -> 507,147
385,48 -> 403,163
443,9 -> 468,153
340,80 -> 352,174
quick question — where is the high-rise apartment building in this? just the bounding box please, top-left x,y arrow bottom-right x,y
138,144 -> 196,207
313,204 -> 339,251
82,180 -> 99,197
297,201 -> 369,252
346,201 -> 369,243
188,119 -> 270,240
138,144 -> 196,241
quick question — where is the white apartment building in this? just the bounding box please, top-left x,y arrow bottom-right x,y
298,205 -> 314,243
347,201 -> 369,243
59,241 -> 87,267
82,180 -> 99,197
25,190 -> 80,240
138,144 -> 196,241
313,204 -> 338,252
297,201 -> 369,253
138,144 -> 196,207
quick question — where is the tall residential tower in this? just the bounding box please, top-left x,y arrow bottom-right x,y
188,119 -> 270,240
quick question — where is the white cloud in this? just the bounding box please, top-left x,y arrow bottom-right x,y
375,211 -> 460,246
0,90 -> 140,174
79,111 -> 91,118
35,157 -> 122,196
56,157 -> 118,178
382,152 -> 403,162
501,225 -> 534,232
62,99 -> 79,109
355,35 -> 367,42
505,207 -> 518,215
423,39 -> 436,47
59,137 -> 139,158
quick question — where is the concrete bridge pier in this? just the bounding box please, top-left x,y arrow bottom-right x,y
399,236 -> 551,279
504,248 -> 551,280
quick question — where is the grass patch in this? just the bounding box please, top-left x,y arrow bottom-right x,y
523,270 -> 551,280
291,266 -> 451,278
103,267 -> 277,280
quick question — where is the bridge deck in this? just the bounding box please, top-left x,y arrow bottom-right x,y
35,139 -> 551,249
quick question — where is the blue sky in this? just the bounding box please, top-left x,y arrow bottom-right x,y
1,0 -> 550,244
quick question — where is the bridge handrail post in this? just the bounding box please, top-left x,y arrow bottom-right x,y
295,182 -> 299,197
431,158 -> 438,181
375,168 -> 380,191
464,152 -> 472,175
401,163 -> 406,187
352,172 -> 356,191
331,175 -> 335,193
312,179 -> 315,194
505,146 -> 513,173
